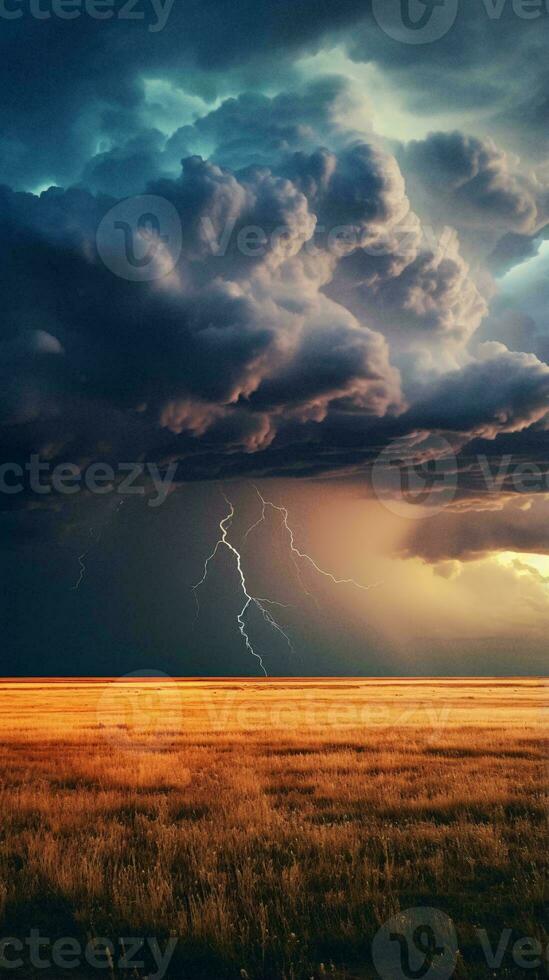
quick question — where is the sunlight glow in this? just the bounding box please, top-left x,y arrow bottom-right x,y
497,551 -> 549,580
296,46 -> 483,143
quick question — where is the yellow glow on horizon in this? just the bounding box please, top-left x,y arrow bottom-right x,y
497,551 -> 549,580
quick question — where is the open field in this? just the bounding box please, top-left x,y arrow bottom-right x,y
0,679 -> 546,979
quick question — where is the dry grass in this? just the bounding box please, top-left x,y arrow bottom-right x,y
0,679 -> 546,979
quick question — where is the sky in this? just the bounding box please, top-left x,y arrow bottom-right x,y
0,0 -> 548,677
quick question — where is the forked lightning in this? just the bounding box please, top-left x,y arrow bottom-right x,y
193,486 -> 379,674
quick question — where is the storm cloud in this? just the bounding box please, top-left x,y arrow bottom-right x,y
0,1 -> 547,537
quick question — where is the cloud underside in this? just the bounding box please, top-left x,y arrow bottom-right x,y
0,3 -> 548,556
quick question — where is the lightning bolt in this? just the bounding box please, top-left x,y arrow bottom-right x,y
246,485 -> 381,597
244,488 -> 318,606
192,492 -> 293,676
70,498 -> 126,592
72,552 -> 88,591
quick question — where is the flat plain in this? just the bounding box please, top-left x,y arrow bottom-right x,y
0,678 -> 546,979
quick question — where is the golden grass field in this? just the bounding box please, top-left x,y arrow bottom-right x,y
0,678 -> 546,979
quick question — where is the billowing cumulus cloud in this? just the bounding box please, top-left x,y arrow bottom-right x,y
0,8 -> 545,504
1,70 -> 548,501
0,143 -> 409,472
399,131 -> 549,263
1,0 -> 547,193
405,345 -> 549,440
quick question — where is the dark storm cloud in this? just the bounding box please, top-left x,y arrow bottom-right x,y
0,0 -> 365,189
0,6 -> 547,517
404,347 -> 549,440
1,67 -> 548,500
168,78 -> 356,173
399,131 -> 549,264
488,225 -> 549,276
403,496 -> 549,562
0,0 -> 547,192
80,77 -> 354,197
0,150 -> 406,476
349,3 -> 549,160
